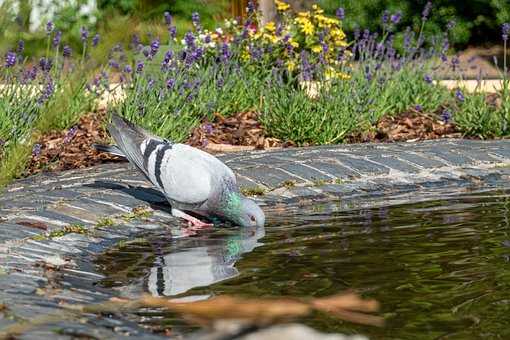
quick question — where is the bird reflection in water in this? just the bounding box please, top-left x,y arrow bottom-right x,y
147,226 -> 265,298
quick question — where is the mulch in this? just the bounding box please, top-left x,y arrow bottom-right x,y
24,111 -> 124,176
349,110 -> 461,143
23,109 -> 462,176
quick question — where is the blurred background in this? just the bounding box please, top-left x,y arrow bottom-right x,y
0,0 -> 508,59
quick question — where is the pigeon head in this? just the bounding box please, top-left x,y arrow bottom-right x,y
224,194 -> 265,228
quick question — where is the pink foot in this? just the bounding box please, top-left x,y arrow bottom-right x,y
172,208 -> 213,230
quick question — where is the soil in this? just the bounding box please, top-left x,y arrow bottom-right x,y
23,109 -> 463,176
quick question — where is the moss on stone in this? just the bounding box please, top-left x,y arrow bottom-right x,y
241,186 -> 266,196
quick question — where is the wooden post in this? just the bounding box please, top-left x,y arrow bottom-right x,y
231,0 -> 250,19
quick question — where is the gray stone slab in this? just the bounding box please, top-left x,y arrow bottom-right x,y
237,166 -> 306,188
278,163 -> 334,182
305,161 -> 359,179
396,151 -> 447,168
366,154 -> 420,173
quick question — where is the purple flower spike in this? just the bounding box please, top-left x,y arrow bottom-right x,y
169,26 -> 177,39
5,51 -> 16,67
422,2 -> 432,21
415,104 -> 423,111
164,11 -> 172,25
336,8 -> 345,20
63,126 -> 78,143
124,65 -> 133,74
150,38 -> 160,58
191,12 -> 201,30
80,26 -> 89,42
17,40 -> 25,54
32,144 -> 42,157
39,57 -> 53,72
391,11 -> 401,24
166,78 -> 176,89
136,61 -> 144,73
247,1 -> 256,15
92,33 -> 100,47
46,21 -> 54,35
63,45 -> 72,58
441,109 -> 452,123
52,30 -> 62,47
381,10 -> 389,24
502,23 -> 510,41
424,74 -> 433,84
109,59 -> 120,69
455,89 -> 465,102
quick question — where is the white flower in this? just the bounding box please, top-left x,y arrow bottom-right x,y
215,28 -> 223,35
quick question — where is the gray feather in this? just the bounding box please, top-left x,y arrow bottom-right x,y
92,144 -> 126,158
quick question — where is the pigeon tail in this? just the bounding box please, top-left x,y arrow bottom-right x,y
107,113 -> 158,177
92,144 -> 126,158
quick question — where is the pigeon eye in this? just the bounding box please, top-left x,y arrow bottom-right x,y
250,215 -> 256,222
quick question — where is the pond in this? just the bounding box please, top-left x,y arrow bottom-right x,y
95,189 -> 510,339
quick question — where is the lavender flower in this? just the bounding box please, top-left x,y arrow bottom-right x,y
63,126 -> 78,143
5,51 -> 16,68
150,38 -> 160,58
169,26 -> 177,39
455,89 -> 465,102
124,65 -> 132,74
39,57 -> 52,72
109,59 -> 120,69
247,1 -> 256,15
166,78 -> 176,89
136,61 -> 144,73
46,21 -> 54,35
422,2 -> 432,21
92,33 -> 100,47
63,45 -> 72,58
80,26 -> 89,43
17,40 -> 24,54
391,11 -> 401,24
147,78 -> 155,89
503,23 -> 510,41
415,104 -> 423,111
191,12 -> 201,29
203,123 -> 214,134
32,144 -> 42,157
220,43 -> 231,62
164,11 -> 172,25
52,30 -> 62,47
336,7 -> 345,20
184,31 -> 195,48
163,50 -> 173,64
38,79 -> 54,104
364,65 -> 372,81
381,10 -> 389,24
424,74 -> 433,84
441,109 -> 452,123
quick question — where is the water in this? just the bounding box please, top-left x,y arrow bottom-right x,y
95,189 -> 510,338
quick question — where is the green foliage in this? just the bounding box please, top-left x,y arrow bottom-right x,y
318,0 -> 510,47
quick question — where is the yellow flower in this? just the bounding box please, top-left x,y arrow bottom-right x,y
286,60 -> 296,72
312,4 -> 324,14
325,67 -> 351,80
290,40 -> 299,48
275,0 -> 290,12
296,18 -> 314,35
264,21 -> 276,32
312,45 -> 322,53
297,11 -> 311,18
263,33 -> 278,44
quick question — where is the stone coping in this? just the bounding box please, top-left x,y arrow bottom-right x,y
2,139 -> 510,338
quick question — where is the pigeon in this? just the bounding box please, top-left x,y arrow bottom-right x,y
94,114 -> 265,228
